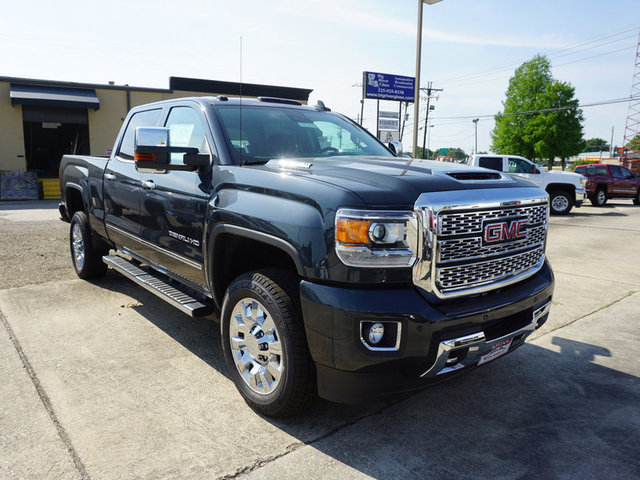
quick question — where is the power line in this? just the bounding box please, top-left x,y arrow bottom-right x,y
425,95 -> 640,123
438,25 -> 640,87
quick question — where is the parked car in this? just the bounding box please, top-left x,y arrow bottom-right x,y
573,164 -> 640,206
59,96 -> 554,417
467,154 -> 587,215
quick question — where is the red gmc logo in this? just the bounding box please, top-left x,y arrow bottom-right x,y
483,218 -> 529,244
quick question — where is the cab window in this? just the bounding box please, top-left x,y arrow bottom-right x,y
477,157 -> 503,171
610,165 -> 623,177
118,109 -> 162,160
164,107 -> 211,165
508,157 -> 533,173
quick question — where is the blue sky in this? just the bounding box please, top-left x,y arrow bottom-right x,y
1,0 -> 638,155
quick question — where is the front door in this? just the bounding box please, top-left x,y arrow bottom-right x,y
507,157 -> 543,187
139,105 -> 213,289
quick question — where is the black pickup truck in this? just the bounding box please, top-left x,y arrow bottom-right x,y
59,96 -> 554,417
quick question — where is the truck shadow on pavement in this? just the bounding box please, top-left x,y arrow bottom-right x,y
90,274 -> 640,479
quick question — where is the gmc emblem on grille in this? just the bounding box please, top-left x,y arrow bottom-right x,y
482,217 -> 529,245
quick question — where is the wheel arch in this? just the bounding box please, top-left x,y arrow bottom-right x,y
207,224 -> 305,308
65,184 -> 86,217
545,183 -> 575,196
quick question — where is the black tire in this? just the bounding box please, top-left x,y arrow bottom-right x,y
633,188 -> 640,205
591,187 -> 607,207
69,211 -> 108,279
549,190 -> 573,215
220,269 -> 316,417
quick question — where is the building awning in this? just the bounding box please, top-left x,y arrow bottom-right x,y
10,83 -> 100,110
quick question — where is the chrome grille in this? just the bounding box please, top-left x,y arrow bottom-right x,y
412,188 -> 549,299
434,203 -> 547,294
437,249 -> 545,290
439,205 -> 547,236
439,224 -> 546,262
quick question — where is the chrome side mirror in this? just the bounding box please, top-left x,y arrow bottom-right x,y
387,141 -> 403,156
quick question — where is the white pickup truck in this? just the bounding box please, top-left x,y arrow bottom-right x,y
467,154 -> 587,215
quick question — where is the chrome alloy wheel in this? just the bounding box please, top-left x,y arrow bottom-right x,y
551,194 -> 569,213
229,298 -> 283,395
71,223 -> 85,269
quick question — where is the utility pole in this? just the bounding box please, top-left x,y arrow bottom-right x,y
420,82 -> 443,158
610,126 -> 614,158
473,118 -> 479,155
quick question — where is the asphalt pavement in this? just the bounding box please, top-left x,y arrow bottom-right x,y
1,199 -> 638,479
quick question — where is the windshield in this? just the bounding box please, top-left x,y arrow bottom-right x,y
215,105 -> 394,164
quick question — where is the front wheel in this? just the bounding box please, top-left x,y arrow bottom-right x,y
220,270 -> 316,417
69,211 -> 108,279
633,188 -> 640,205
549,190 -> 573,215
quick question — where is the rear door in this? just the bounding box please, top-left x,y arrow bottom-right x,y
104,108 -> 162,249
609,165 -> 629,196
619,166 -> 637,196
138,104 -> 214,289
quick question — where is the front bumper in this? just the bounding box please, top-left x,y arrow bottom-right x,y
300,260 -> 554,404
575,188 -> 587,207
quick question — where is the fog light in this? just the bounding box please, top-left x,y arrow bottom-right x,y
368,323 -> 384,344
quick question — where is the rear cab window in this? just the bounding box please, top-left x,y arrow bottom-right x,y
477,157 -> 504,171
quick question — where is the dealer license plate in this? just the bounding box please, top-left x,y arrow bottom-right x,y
478,338 -> 513,366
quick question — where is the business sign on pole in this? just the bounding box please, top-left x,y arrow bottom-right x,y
378,111 -> 400,131
363,71 -> 415,102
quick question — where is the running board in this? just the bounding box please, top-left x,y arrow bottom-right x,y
103,255 -> 214,318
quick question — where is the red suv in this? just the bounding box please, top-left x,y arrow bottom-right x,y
574,164 -> 640,206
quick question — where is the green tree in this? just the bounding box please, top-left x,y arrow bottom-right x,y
491,55 -> 584,168
625,133 -> 640,151
447,147 -> 468,160
583,137 -> 609,152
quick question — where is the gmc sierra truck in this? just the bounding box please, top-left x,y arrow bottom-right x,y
573,163 -> 640,206
59,96 -> 554,417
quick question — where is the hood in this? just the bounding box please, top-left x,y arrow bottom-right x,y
545,170 -> 585,181
256,156 -> 533,208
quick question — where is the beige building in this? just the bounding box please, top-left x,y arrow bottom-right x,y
0,76 -> 311,198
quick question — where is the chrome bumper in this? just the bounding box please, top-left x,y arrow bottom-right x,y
421,301 -> 551,377
575,188 -> 587,204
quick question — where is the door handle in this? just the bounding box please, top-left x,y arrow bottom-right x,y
104,173 -> 116,181
142,180 -> 156,190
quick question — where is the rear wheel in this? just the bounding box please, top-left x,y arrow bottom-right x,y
591,187 -> 607,207
69,211 -> 108,279
634,188 -> 640,205
549,190 -> 573,215
220,269 -> 316,417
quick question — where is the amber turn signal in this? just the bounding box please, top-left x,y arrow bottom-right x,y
134,152 -> 156,162
336,218 -> 371,244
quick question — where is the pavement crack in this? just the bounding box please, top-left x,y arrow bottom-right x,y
540,290 -> 639,338
0,309 -> 91,480
215,398 -> 410,480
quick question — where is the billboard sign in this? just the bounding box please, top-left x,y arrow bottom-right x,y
364,71 -> 415,102
378,111 -> 400,131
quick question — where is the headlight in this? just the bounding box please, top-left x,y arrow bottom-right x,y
580,177 -> 587,187
335,208 -> 417,267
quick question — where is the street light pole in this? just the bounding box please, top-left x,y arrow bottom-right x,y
472,118 -> 479,155
412,0 -> 443,157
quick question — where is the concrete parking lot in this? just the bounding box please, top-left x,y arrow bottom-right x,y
1,200 -> 639,479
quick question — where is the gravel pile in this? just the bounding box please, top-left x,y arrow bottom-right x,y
0,218 -> 76,290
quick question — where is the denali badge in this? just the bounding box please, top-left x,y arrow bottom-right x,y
168,230 -> 200,247
482,217 -> 529,245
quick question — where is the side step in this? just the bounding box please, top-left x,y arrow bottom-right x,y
103,255 -> 214,318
